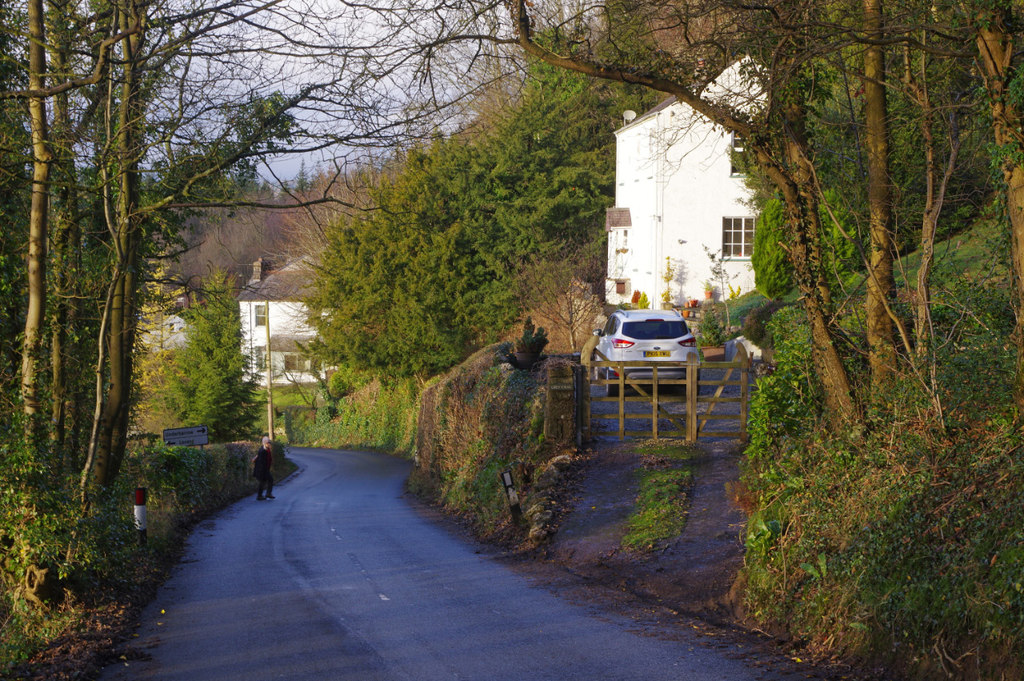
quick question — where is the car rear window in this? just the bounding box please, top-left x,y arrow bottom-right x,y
621,320 -> 688,340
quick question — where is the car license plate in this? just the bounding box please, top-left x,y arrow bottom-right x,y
644,350 -> 670,357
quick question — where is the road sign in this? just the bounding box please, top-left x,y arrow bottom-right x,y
163,425 -> 209,447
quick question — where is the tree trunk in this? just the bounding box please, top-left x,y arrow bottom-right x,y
49,33 -> 81,456
863,0 -> 896,389
88,0 -> 144,488
22,0 -> 52,430
972,6 -> 1024,415
770,99 -> 861,423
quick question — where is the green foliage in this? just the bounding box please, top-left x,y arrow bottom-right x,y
745,306 -> 822,461
327,364 -> 372,399
290,377 -> 419,455
698,304 -> 726,347
636,291 -> 650,309
741,300 -> 788,350
817,189 -> 858,289
0,428 -> 273,668
622,468 -> 692,552
514,317 -> 549,354
163,271 -> 260,441
410,344 -> 561,537
308,67 -> 654,377
0,6 -> 29,410
751,198 -> 793,299
741,264 -> 1023,674
661,257 -> 676,303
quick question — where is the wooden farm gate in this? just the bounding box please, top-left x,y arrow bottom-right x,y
580,344 -> 751,442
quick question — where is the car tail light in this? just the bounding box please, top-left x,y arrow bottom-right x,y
678,338 -> 696,347
612,338 -> 634,349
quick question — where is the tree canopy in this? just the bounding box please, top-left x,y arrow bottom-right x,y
307,65 -> 654,376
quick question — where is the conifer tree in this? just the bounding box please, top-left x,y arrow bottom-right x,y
751,199 -> 792,300
164,271 -> 259,441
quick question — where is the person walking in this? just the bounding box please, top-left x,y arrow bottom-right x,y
253,436 -> 275,500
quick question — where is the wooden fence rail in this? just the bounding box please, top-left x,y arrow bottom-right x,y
580,344 -> 751,443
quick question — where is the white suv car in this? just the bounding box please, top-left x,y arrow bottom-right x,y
592,309 -> 698,395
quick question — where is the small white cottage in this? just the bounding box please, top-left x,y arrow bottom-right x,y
605,61 -> 759,307
237,257 -> 320,386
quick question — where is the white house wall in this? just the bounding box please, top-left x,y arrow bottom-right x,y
240,299 -> 319,385
608,98 -> 756,307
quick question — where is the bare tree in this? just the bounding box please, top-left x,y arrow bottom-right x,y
517,244 -> 606,353
863,0 -> 897,388
2,0 -> 529,498
20,0 -> 52,433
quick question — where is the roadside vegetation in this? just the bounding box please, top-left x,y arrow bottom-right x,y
408,344 -> 555,538
1,439 -> 292,676
741,219 -> 1020,677
286,377 -> 419,456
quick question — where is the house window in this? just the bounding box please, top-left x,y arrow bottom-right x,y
283,352 -> 311,373
730,133 -> 745,176
252,346 -> 266,373
255,303 -> 267,327
722,216 -> 756,258
615,280 -> 628,295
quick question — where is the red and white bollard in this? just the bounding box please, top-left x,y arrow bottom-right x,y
134,487 -> 147,545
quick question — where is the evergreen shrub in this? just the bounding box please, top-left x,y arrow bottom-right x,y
698,304 -> 726,347
741,300 -> 788,350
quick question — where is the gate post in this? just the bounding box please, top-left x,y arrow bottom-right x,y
738,344 -> 750,441
651,365 -> 659,441
580,342 -> 594,441
545,364 -> 576,445
687,354 -> 699,442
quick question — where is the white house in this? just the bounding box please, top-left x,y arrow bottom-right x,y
605,62 -> 760,307
238,257 -> 321,386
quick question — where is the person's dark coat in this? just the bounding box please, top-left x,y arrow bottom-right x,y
253,445 -> 273,481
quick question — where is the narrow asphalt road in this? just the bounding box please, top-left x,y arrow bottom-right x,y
98,447 -> 785,681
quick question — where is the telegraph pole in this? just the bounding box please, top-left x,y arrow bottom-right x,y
265,300 -> 274,438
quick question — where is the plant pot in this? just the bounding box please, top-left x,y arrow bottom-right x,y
704,290 -> 714,300
513,351 -> 541,369
701,345 -> 726,362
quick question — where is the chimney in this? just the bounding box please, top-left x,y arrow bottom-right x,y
250,257 -> 264,283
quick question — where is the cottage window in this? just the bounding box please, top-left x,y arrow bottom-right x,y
722,216 -> 756,258
252,346 -> 266,373
283,352 -> 311,372
255,303 -> 267,327
730,133 -> 745,176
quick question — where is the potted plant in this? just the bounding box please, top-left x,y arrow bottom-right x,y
513,317 -> 549,369
703,280 -> 715,300
699,304 -> 727,362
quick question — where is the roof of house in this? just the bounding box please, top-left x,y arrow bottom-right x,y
236,258 -> 314,302
615,58 -> 761,134
605,207 -> 632,231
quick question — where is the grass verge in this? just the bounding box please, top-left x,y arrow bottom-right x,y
622,442 -> 696,552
